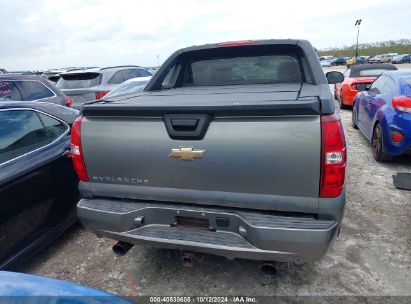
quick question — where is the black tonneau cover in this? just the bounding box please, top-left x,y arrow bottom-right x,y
82,83 -> 322,117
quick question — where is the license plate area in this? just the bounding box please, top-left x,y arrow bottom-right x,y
171,216 -> 213,231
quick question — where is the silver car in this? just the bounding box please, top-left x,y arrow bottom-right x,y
56,66 -> 152,110
0,74 -> 70,107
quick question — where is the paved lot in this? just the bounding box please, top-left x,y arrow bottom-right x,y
19,65 -> 411,298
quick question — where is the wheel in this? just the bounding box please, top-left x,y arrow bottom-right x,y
339,90 -> 347,109
372,123 -> 392,162
377,60 -> 380,64
351,103 -> 358,129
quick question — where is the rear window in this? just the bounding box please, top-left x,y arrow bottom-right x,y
0,80 -> 54,101
57,73 -> 101,89
184,55 -> 302,86
48,76 -> 60,82
18,81 -> 54,100
38,113 -> 68,140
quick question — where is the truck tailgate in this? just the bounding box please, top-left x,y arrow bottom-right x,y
81,86 -> 321,214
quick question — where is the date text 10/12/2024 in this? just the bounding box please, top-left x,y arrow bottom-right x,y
149,296 -> 257,303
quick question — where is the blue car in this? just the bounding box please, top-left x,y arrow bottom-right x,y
0,271 -> 133,303
352,70 -> 411,161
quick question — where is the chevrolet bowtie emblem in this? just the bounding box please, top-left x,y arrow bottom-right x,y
169,147 -> 205,161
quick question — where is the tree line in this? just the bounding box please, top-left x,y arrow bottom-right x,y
317,39 -> 411,57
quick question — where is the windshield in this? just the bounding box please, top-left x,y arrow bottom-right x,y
358,69 -> 391,77
400,77 -> 411,96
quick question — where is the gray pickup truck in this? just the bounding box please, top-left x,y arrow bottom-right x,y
73,39 -> 346,265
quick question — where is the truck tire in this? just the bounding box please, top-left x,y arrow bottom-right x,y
372,123 -> 392,162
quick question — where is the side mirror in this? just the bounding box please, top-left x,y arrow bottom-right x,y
326,71 -> 344,84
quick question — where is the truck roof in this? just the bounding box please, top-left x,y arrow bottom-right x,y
84,38 -> 335,115
177,39 -> 302,53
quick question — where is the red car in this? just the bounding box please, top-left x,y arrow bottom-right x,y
334,64 -> 397,108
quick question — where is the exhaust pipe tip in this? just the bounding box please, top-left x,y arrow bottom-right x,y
181,252 -> 194,267
260,263 -> 279,277
112,241 -> 133,256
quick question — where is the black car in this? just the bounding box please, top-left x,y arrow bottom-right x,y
354,57 -> 367,65
0,102 -> 79,269
331,57 -> 347,66
0,75 -> 72,107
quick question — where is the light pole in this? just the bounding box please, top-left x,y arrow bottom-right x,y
156,55 -> 160,67
355,19 -> 362,59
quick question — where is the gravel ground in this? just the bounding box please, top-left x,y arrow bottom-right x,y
18,65 -> 411,299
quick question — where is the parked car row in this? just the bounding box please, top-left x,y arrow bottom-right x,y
0,65 -> 153,110
334,64 -> 398,108
320,53 -> 411,67
333,63 -> 411,161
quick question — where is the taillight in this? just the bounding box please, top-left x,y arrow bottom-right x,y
95,91 -> 109,100
70,116 -> 89,182
65,96 -> 72,107
392,96 -> 411,113
218,40 -> 257,47
320,114 -> 347,198
391,131 -> 404,143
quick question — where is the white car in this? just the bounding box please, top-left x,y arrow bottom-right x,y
319,56 -> 333,61
103,76 -> 152,99
320,60 -> 332,67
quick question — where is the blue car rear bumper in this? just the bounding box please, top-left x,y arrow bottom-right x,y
382,110 -> 411,156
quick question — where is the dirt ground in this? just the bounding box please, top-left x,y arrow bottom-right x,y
18,65 -> 411,299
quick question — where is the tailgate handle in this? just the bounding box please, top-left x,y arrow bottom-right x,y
164,114 -> 212,140
171,119 -> 199,131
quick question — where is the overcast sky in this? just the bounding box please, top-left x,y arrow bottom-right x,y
1,0 -> 410,71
